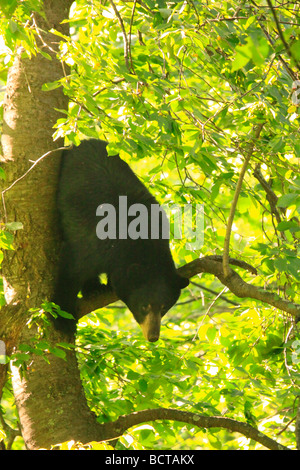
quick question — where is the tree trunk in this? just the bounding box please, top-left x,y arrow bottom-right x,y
10,327 -> 101,449
0,0 -> 101,449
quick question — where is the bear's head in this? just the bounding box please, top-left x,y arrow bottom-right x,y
115,265 -> 189,342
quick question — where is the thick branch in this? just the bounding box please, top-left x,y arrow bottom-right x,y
76,255 -> 300,320
99,408 -> 289,450
178,256 -> 300,317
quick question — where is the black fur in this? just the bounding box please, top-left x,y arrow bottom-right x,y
53,139 -> 189,338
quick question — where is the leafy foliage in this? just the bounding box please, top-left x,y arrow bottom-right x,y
75,301 -> 298,449
0,0 -> 300,450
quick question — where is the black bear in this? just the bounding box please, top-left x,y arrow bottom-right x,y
53,139 -> 189,341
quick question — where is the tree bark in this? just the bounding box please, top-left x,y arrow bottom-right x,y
0,0 -> 102,449
10,327 -> 101,449
0,0 -> 71,371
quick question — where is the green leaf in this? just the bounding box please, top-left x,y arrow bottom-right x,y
0,0 -> 18,17
57,310 -> 75,320
277,221 -> 300,232
232,42 -> 252,71
138,379 -> 148,393
290,40 -> 300,60
5,221 -> 23,231
127,370 -> 140,380
206,326 -> 217,342
48,347 -> 67,360
0,167 -> 6,180
277,193 -> 299,208
42,81 -> 61,91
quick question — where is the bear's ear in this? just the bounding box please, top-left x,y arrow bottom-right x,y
176,275 -> 189,289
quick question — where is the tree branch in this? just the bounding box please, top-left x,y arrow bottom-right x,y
75,255 -> 300,320
223,123 -> 264,278
178,256 -> 300,317
254,5 -> 297,81
99,407 -> 290,450
253,164 -> 282,225
266,0 -> 300,74
109,0 -> 131,71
